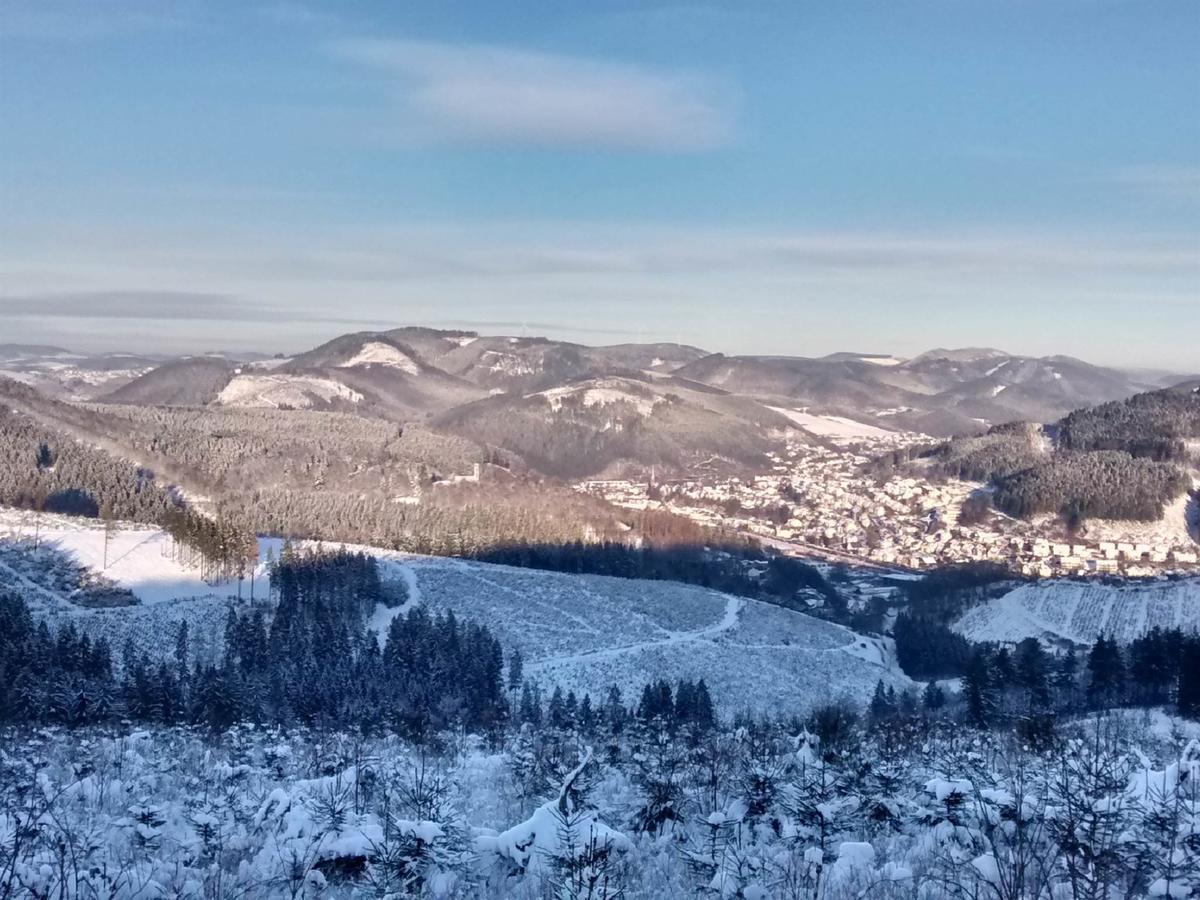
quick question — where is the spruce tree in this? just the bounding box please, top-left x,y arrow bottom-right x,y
963,648 -> 995,727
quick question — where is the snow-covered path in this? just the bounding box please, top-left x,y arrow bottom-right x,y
393,561 -> 422,609
2,506 -> 913,715
527,594 -> 745,670
367,560 -> 424,644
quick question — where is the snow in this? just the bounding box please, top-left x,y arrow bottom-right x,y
215,373 -> 363,408
841,636 -> 891,666
1039,486 -> 1200,548
481,349 -> 537,377
926,777 -> 973,802
972,853 -> 1001,886
0,505 -> 908,716
768,408 -> 894,440
0,507 -> 270,606
336,340 -> 420,374
250,766 -> 385,879
538,380 -> 662,416
366,561 -> 422,645
953,576 -> 1200,646
374,555 -> 910,715
246,356 -> 292,369
479,792 -> 630,876
836,841 -> 875,868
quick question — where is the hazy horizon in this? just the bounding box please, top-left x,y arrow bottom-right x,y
3,321 -> 1196,380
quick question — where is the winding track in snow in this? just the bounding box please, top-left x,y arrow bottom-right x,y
435,565 -> 605,636
367,560 -> 424,644
526,594 -> 745,670
393,561 -> 422,610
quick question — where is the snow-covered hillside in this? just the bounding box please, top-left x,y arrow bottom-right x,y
0,506 -> 906,714
953,577 -> 1200,646
376,555 -> 906,715
0,508 -> 274,670
215,373 -> 363,408
336,340 -> 421,373
767,406 -> 897,440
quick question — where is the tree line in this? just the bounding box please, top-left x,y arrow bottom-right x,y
473,539 -> 842,613
0,550 -> 509,739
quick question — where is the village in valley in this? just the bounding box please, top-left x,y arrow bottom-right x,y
577,429 -> 1200,579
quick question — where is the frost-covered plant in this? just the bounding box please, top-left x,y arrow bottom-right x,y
1126,739 -> 1200,899
630,724 -> 687,835
481,747 -> 631,896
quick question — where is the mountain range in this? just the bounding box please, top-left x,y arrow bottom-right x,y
1,330 -> 1185,479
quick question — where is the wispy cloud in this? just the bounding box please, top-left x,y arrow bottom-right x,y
430,318 -> 644,338
330,38 -> 733,151
0,289 -> 386,326
0,291 -> 245,320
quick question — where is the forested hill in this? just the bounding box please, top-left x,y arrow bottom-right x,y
1059,383 -> 1200,460
889,386 -> 1200,524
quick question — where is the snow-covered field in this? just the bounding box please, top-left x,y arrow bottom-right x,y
537,379 -> 662,416
0,506 -> 906,714
953,577 -> 1200,646
216,373 -> 363,408
336,340 -> 421,373
768,407 -> 895,440
0,508 -> 274,669
386,555 -> 907,714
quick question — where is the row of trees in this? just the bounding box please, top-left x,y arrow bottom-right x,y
0,551 -> 509,738
514,678 -> 718,738
958,630 -> 1200,731
160,506 -> 258,587
474,539 -> 841,612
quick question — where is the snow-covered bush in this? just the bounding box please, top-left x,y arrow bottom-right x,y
0,713 -> 1197,898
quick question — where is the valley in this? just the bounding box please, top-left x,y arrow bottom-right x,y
3,331 -> 1199,900
3,329 -> 1197,584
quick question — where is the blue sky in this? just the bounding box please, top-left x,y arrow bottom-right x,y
1,0 -> 1197,369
